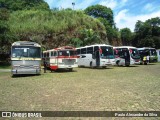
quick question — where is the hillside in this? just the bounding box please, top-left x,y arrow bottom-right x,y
9,10 -> 108,50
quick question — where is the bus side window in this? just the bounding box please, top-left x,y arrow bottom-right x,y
54,51 -> 57,56
44,53 -> 46,58
87,47 -> 93,54
94,46 -> 99,52
81,48 -> 86,54
77,49 -> 80,55
81,55 -> 86,58
47,52 -> 49,58
51,51 -> 54,56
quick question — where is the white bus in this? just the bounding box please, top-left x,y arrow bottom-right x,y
43,46 -> 78,71
76,44 -> 115,68
114,46 -> 140,66
11,41 -> 41,76
138,47 -> 157,65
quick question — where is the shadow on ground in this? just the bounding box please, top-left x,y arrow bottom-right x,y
12,74 -> 40,78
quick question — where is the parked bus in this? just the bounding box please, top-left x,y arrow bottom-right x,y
76,44 -> 115,68
43,46 -> 78,71
114,46 -> 140,66
11,41 -> 41,76
138,47 -> 157,65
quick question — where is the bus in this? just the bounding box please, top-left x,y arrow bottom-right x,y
114,46 -> 140,66
76,44 -> 115,68
43,46 -> 78,71
11,41 -> 41,76
138,47 -> 157,65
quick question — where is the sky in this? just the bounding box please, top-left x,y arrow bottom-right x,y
44,0 -> 160,31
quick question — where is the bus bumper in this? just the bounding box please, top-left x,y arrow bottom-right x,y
11,68 -> 41,75
58,65 -> 78,69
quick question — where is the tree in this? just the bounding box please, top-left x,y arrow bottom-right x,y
9,10 -> 106,49
133,17 -> 160,48
85,5 -> 120,45
0,0 -> 49,11
120,28 -> 132,45
0,8 -> 12,54
85,4 -> 114,26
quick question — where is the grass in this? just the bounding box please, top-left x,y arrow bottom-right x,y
0,63 -> 160,119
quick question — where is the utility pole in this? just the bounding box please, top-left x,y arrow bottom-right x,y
72,2 -> 75,10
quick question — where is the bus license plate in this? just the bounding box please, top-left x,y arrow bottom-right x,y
68,66 -> 71,67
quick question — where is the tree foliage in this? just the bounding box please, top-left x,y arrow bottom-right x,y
0,0 -> 49,11
133,17 -> 160,48
85,5 -> 120,45
85,4 -> 114,26
0,8 -> 14,53
8,10 -> 107,49
120,28 -> 132,45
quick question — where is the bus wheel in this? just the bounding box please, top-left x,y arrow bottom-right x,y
68,68 -> 73,72
90,62 -> 94,69
102,66 -> 106,69
116,61 -> 120,66
11,74 -> 15,78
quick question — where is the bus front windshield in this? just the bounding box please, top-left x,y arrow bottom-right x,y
58,50 -> 76,56
130,49 -> 140,59
12,46 -> 41,58
100,46 -> 114,59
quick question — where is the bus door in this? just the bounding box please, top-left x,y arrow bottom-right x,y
93,46 -> 100,66
50,50 -> 58,70
95,50 -> 100,66
123,49 -> 130,66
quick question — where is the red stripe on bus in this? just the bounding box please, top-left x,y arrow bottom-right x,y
50,65 -> 58,70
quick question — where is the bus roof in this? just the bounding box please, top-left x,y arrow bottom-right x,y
54,46 -> 76,50
114,46 -> 137,49
12,41 -> 41,47
137,47 -> 156,50
76,44 -> 112,49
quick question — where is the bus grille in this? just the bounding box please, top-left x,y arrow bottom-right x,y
62,59 -> 75,65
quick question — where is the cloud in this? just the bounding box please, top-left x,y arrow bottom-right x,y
144,3 -> 153,10
143,3 -> 155,12
44,0 -> 57,9
76,0 -> 96,9
57,0 -> 74,9
99,0 -> 117,9
99,0 -> 128,10
115,9 -> 160,31
115,9 -> 128,23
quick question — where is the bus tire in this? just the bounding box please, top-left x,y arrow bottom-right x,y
90,62 -> 94,69
68,68 -> 73,72
11,74 -> 15,78
102,66 -> 106,69
116,61 -> 120,66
